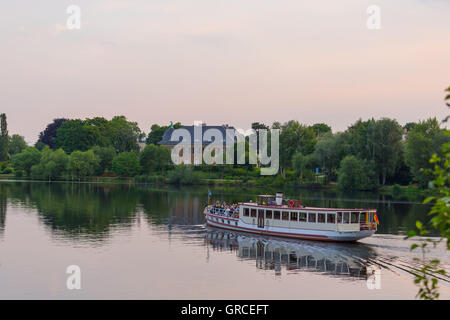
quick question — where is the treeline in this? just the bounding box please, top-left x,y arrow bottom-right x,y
0,113 -> 448,190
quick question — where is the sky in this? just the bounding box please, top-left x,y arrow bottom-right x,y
0,0 -> 449,144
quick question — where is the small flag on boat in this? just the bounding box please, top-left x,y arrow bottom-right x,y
374,212 -> 379,224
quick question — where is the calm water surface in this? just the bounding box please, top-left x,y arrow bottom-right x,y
0,181 -> 449,299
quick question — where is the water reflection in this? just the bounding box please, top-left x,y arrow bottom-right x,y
205,227 -> 377,279
0,184 -> 6,237
0,180 -> 436,241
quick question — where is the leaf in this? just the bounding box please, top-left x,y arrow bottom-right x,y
407,230 -> 417,238
416,221 -> 423,230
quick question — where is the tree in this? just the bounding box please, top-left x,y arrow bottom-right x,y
31,147 -> 68,180
337,155 -> 377,191
37,118 -> 68,149
91,146 -> 116,174
68,150 -> 99,180
407,88 -> 450,300
370,118 -> 403,185
140,144 -> 171,173
404,118 -> 449,187
346,118 -> 403,185
146,123 -> 182,145
313,132 -> 350,183
109,116 -> 143,153
54,119 -> 100,153
8,134 -> 27,156
0,113 -> 8,161
112,152 -> 141,177
11,147 -> 41,176
310,123 -> 332,138
292,152 -> 310,182
279,121 -> 316,175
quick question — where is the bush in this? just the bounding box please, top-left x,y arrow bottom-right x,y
168,165 -> 201,185
1,166 -> 12,174
112,152 -> 141,177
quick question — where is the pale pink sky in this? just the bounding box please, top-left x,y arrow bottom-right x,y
1,0 -> 449,144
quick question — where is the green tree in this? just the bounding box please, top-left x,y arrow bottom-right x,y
313,132 -> 350,183
54,119 -> 100,153
310,123 -> 332,138
109,116 -> 143,153
337,155 -> 378,191
91,146 -> 116,174
0,113 -> 8,161
37,118 -> 68,149
140,144 -> 171,173
146,123 -> 181,145
371,118 -> 403,185
8,134 -> 27,156
68,150 -> 99,180
11,147 -> 41,176
279,120 -> 316,175
31,147 -> 68,180
407,87 -> 450,300
404,118 -> 449,187
112,152 -> 141,177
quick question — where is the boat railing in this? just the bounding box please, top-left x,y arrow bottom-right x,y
208,205 -> 239,218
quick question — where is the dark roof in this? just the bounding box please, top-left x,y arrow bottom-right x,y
158,125 -> 236,146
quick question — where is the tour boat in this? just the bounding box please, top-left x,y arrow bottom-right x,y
204,193 -> 378,242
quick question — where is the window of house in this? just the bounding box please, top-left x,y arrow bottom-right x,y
317,213 -> 325,223
274,211 -> 281,220
266,210 -> 273,219
282,211 -> 289,220
290,212 -> 298,221
308,213 -> 316,223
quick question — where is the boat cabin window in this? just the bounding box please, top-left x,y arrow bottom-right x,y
251,209 -> 257,217
317,213 -> 325,223
274,211 -> 281,220
343,212 -> 350,223
308,213 -> 316,223
359,212 -> 367,222
351,212 -> 359,223
266,210 -> 273,219
369,212 -> 374,223
337,212 -> 342,223
298,212 -> 307,222
290,212 -> 298,221
244,208 -> 250,217
258,210 -> 264,217
327,213 -> 336,223
282,211 -> 289,221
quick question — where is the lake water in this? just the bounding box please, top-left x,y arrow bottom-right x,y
0,181 -> 449,299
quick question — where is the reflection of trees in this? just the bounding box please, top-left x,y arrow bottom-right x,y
0,184 -> 7,236
0,182 -> 435,241
4,182 -> 141,240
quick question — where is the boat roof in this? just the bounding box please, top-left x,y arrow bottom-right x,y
239,202 -> 376,212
